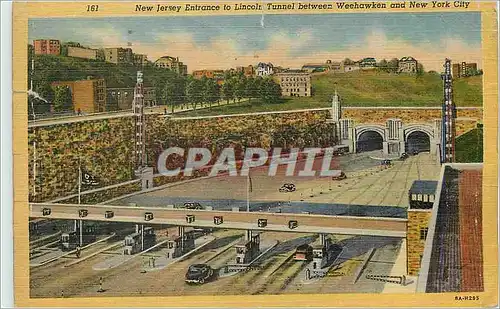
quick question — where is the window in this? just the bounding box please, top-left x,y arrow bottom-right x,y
411,194 -> 417,201
420,227 -> 429,240
429,195 -> 435,203
423,195 -> 428,202
417,194 -> 423,201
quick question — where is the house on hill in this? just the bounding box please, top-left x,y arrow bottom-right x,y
359,57 -> 377,69
398,56 -> 418,73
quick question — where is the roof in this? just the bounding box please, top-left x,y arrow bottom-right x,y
400,56 -> 416,62
409,180 -> 438,195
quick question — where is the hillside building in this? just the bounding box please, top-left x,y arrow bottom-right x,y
33,39 -> 61,55
276,70 -> 311,97
67,46 -> 98,60
107,87 -> 156,110
51,78 -> 106,113
398,56 -> 418,73
256,62 -> 274,76
104,47 -> 133,65
452,62 -> 478,78
154,56 -> 188,75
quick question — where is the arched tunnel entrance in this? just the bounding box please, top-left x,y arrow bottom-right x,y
406,131 -> 430,154
356,131 -> 383,153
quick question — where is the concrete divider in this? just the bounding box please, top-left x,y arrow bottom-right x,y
352,248 -> 376,284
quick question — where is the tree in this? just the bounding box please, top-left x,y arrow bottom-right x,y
222,79 -> 234,104
388,58 -> 399,72
234,76 -> 246,102
259,78 -> 281,104
245,77 -> 258,103
53,85 -> 72,112
162,77 -> 185,113
416,63 -> 425,77
378,59 -> 388,71
203,78 -> 219,109
186,78 -> 202,110
343,58 -> 355,65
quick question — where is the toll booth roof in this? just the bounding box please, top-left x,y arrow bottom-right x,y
409,180 -> 438,195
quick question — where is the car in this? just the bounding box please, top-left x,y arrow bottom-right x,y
183,202 -> 204,210
331,171 -> 346,181
279,183 -> 296,192
42,208 -> 51,216
400,152 -> 409,160
381,159 -> 392,166
104,211 -> 114,219
185,264 -> 214,284
412,150 -> 419,156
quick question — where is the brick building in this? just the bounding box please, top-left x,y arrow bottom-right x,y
33,39 -> 60,55
192,69 -> 224,79
106,87 -> 156,110
452,62 -> 478,78
276,70 -> 311,97
52,78 -> 106,113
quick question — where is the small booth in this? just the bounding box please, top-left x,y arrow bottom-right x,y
409,180 -> 438,210
165,230 -> 195,260
235,233 -> 260,264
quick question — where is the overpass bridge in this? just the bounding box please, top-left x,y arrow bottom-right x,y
30,202 -> 407,238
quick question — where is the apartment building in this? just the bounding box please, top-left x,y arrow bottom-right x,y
67,46 -> 98,60
276,70 -> 311,97
133,54 -> 148,67
104,47 -> 133,64
51,78 -> 106,113
452,62 -> 478,78
33,39 -> 61,55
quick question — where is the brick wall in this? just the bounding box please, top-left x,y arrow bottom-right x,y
407,210 -> 432,275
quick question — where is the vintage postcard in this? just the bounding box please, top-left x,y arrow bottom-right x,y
12,1 -> 498,307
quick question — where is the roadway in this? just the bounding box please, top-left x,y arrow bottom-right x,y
118,152 -> 440,209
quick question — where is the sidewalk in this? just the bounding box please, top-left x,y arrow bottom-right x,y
382,239 -> 417,293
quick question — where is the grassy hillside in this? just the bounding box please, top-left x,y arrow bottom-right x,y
455,125 -> 483,163
31,54 -> 178,88
182,70 -> 482,117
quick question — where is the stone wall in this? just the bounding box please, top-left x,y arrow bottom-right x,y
28,108 -> 481,203
407,210 -> 432,276
28,117 -> 136,202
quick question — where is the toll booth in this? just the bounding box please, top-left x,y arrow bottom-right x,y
164,230 -> 196,260
409,180 -> 438,210
235,233 -> 260,264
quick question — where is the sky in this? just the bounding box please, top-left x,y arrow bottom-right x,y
29,12 -> 481,72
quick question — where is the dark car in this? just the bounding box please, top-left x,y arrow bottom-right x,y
400,152 -> 409,160
381,159 -> 392,166
279,183 -> 296,192
183,202 -> 204,210
412,150 -> 419,156
185,264 -> 214,284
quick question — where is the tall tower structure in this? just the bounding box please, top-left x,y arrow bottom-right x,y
133,71 -> 146,168
133,71 -> 154,189
331,90 -> 341,122
440,59 -> 456,163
